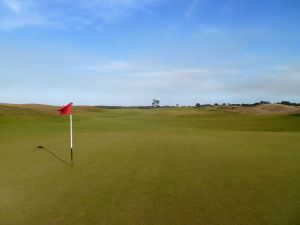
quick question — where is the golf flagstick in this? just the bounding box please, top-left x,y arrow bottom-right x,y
58,103 -> 74,167
70,113 -> 73,167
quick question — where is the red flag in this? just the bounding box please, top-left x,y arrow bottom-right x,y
58,103 -> 73,115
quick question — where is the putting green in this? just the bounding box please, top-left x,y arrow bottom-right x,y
0,105 -> 299,225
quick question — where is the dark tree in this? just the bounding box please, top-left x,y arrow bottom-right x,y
152,99 -> 160,108
260,101 -> 270,105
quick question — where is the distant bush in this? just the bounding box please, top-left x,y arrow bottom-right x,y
279,101 -> 300,106
152,99 -> 160,108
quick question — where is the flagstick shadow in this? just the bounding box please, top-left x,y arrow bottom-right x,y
38,146 -> 72,167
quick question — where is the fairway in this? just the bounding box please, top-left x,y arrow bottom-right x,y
0,105 -> 299,225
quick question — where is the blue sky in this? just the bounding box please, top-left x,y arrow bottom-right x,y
0,0 -> 299,105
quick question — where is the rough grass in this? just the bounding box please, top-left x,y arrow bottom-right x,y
0,105 -> 299,225
222,104 -> 300,115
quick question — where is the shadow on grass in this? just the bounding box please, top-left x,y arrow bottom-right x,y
38,146 -> 71,167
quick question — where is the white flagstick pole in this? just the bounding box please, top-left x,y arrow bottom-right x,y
70,113 -> 73,167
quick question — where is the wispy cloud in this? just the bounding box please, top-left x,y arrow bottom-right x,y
0,0 -> 161,30
70,60 -> 300,104
77,61 -> 241,95
0,0 -> 50,29
2,0 -> 21,14
185,0 -> 200,18
1,56 -> 300,105
79,61 -> 153,72
230,63 -> 300,97
80,60 -> 240,76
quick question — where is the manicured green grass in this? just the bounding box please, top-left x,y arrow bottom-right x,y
0,105 -> 299,225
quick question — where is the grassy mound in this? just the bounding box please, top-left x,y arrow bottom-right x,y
222,104 -> 300,115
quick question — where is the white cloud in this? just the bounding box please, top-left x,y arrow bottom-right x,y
80,61 -> 240,77
69,60 -> 300,104
269,65 -> 290,71
2,0 -> 22,14
185,0 -> 200,18
76,61 -> 241,96
1,39 -> 299,105
0,0 -> 161,29
186,26 -> 225,41
229,64 -> 300,96
80,61 -> 153,72
0,0 -> 50,29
